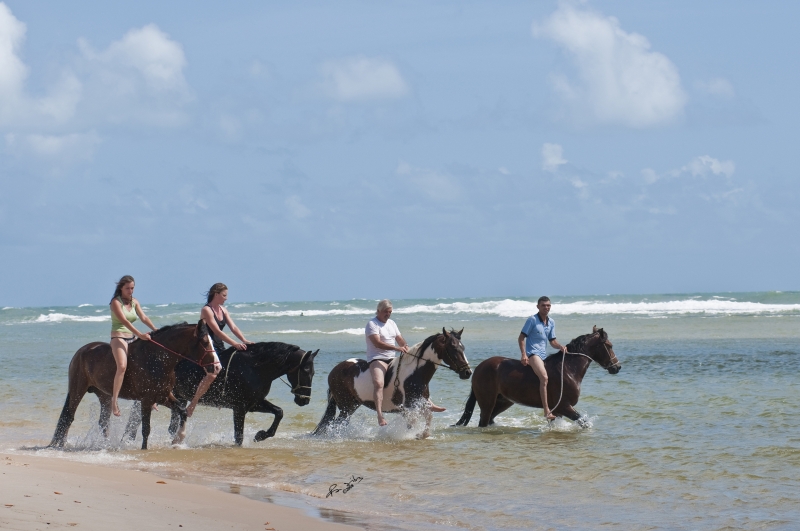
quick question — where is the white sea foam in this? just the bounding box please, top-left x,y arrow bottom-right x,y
395,299 -> 800,317
268,328 -> 364,335
77,303 -> 93,307
2,307 -> 13,310
34,313 -> 109,323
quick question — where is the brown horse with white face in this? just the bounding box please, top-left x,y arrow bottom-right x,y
313,328 -> 472,438
49,321 -> 213,449
454,326 -> 621,428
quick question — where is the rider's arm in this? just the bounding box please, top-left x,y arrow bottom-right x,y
111,299 -> 149,340
224,310 -> 252,344
368,334 -> 406,353
134,299 -> 158,331
549,338 -> 567,353
201,306 -> 245,350
518,332 -> 528,363
395,333 -> 408,348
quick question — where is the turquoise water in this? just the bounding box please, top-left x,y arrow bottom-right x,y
2,292 -> 800,530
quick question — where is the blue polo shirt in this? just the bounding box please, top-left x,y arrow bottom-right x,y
521,313 -> 556,359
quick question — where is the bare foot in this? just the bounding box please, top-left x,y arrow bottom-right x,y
112,402 -> 121,417
377,417 -> 388,427
186,402 -> 197,418
151,403 -> 158,411
429,402 -> 446,413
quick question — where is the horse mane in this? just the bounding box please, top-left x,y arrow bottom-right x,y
415,328 -> 459,357
249,342 -> 304,371
566,329 -> 607,353
149,322 -> 190,338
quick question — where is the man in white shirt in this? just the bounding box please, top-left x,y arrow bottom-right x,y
365,299 -> 444,426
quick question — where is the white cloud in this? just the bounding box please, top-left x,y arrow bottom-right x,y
285,195 -> 311,219
78,24 -> 191,126
534,1 -> 687,128
5,131 -> 100,161
694,77 -> 735,99
643,155 -> 735,184
682,155 -> 735,178
396,162 -> 461,201
542,143 -> 567,172
320,56 -> 408,101
0,3 -> 81,127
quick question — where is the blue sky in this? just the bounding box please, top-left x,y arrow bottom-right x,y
1,1 -> 798,306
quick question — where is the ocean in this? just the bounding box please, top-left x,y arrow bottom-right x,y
2,292 -> 799,530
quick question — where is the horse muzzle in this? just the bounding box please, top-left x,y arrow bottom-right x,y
459,368 -> 472,380
607,363 -> 621,375
294,394 -> 311,406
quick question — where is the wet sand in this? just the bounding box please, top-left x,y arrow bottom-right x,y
0,453 -> 361,531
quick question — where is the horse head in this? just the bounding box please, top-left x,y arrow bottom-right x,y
286,348 -> 318,406
588,325 -> 621,374
192,319 -> 215,367
437,327 -> 472,379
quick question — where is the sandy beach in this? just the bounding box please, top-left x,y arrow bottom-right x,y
0,453 -> 361,531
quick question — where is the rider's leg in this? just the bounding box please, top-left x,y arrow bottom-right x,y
530,355 -> 555,420
427,399 -> 446,412
370,361 -> 388,426
110,338 -> 128,417
187,355 -> 221,417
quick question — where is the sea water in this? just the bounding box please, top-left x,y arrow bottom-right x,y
1,292 -> 799,530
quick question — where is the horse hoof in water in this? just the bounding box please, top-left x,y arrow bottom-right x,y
576,416 -> 591,429
254,430 -> 273,442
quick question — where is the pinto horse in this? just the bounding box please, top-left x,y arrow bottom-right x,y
313,328 -> 471,438
454,326 -> 621,428
125,343 -> 319,445
49,321 -> 213,450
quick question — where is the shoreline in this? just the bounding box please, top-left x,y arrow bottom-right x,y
1,452 -> 362,531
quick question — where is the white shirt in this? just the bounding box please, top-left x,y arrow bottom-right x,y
365,317 -> 400,361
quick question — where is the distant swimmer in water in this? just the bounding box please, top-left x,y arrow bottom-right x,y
366,299 -> 445,426
518,296 -> 567,421
186,283 -> 254,417
109,275 -> 158,417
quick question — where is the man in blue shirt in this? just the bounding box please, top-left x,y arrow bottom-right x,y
518,296 -> 567,420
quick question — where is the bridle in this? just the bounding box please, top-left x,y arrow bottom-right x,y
278,351 -> 312,399
392,334 -> 470,395
549,335 -> 619,416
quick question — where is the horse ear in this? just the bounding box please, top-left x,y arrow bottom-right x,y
457,328 -> 464,338
442,327 -> 449,337
310,349 -> 320,360
592,325 -> 597,333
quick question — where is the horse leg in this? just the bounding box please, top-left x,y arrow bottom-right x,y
476,392 -> 498,428
488,396 -> 514,426
123,401 -> 142,441
49,389 -> 86,448
312,390 -> 338,436
98,393 -> 112,438
251,399 -> 284,442
140,400 -> 154,450
558,405 -> 588,427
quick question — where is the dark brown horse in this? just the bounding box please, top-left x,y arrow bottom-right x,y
49,321 -> 213,449
313,328 -> 472,438
454,326 -> 621,428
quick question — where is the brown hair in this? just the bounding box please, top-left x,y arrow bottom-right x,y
110,275 -> 135,304
205,283 -> 228,304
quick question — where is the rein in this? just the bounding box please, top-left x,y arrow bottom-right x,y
277,352 -> 312,399
149,339 -> 216,368
549,341 -> 619,417
391,340 -> 470,398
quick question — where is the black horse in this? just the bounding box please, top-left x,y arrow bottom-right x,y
125,342 -> 318,445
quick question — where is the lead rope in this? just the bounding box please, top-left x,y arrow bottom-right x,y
548,350 -> 597,417
220,350 -> 236,399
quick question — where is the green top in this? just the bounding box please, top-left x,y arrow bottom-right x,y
111,296 -> 138,334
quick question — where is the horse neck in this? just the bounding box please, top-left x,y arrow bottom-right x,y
565,343 -> 594,380
146,327 -> 195,369
400,342 -> 437,383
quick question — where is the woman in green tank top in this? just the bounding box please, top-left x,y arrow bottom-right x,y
110,275 -> 158,417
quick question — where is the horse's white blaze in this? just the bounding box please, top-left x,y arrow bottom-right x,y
352,342 -> 440,412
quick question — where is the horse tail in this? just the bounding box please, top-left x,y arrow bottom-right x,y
453,390 -> 477,427
312,389 -> 338,436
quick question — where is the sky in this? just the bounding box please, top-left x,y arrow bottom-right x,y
1,0 -> 798,307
